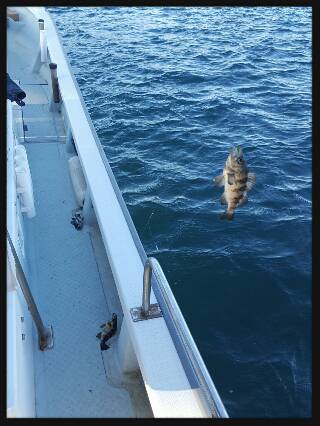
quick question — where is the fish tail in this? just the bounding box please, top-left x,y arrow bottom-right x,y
220,210 -> 234,220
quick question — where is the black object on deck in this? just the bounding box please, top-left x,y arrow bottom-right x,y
7,73 -> 26,106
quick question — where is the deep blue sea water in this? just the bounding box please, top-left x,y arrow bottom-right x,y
49,7 -> 312,417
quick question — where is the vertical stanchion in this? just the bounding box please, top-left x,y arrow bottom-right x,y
130,258 -> 162,321
7,230 -> 54,351
142,259 -> 152,316
38,19 -> 47,63
49,63 -> 60,103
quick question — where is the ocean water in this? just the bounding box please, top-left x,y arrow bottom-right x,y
49,7 -> 312,417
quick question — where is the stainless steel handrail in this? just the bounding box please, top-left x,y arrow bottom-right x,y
142,260 -> 152,315
142,259 -> 152,315
7,230 -> 54,351
145,257 -> 228,418
130,259 -> 162,322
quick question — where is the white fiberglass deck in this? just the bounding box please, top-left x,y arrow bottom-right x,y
27,146 -> 127,417
13,83 -> 151,417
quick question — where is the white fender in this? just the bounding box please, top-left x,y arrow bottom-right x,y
68,155 -> 87,207
14,145 -> 36,218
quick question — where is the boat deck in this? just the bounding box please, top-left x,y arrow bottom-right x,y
9,23 -> 152,416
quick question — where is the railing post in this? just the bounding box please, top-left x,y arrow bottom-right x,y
7,230 -> 54,351
130,257 -> 162,322
32,19 -> 47,73
142,259 -> 152,316
38,19 -> 47,63
49,63 -> 60,103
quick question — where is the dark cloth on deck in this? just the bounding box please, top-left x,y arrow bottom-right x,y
7,73 -> 26,106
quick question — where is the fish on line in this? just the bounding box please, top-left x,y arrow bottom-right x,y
213,146 -> 256,220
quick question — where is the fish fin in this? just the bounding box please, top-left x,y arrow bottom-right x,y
220,193 -> 227,205
227,173 -> 235,185
220,210 -> 234,220
238,194 -> 248,206
247,173 -> 256,191
213,175 -> 225,186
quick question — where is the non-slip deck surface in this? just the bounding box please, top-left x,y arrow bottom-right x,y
25,139 -> 133,417
23,113 -> 133,417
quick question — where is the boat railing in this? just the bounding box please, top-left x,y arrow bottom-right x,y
135,257 -> 228,418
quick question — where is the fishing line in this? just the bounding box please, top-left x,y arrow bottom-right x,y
140,211 -> 154,238
251,339 -> 295,408
140,211 -> 161,254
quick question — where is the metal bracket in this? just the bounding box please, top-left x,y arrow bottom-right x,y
130,303 -> 162,322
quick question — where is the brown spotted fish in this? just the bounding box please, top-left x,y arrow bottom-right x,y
213,147 -> 256,220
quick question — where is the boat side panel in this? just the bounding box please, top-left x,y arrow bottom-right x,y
7,98 -> 36,418
7,289 -> 36,418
